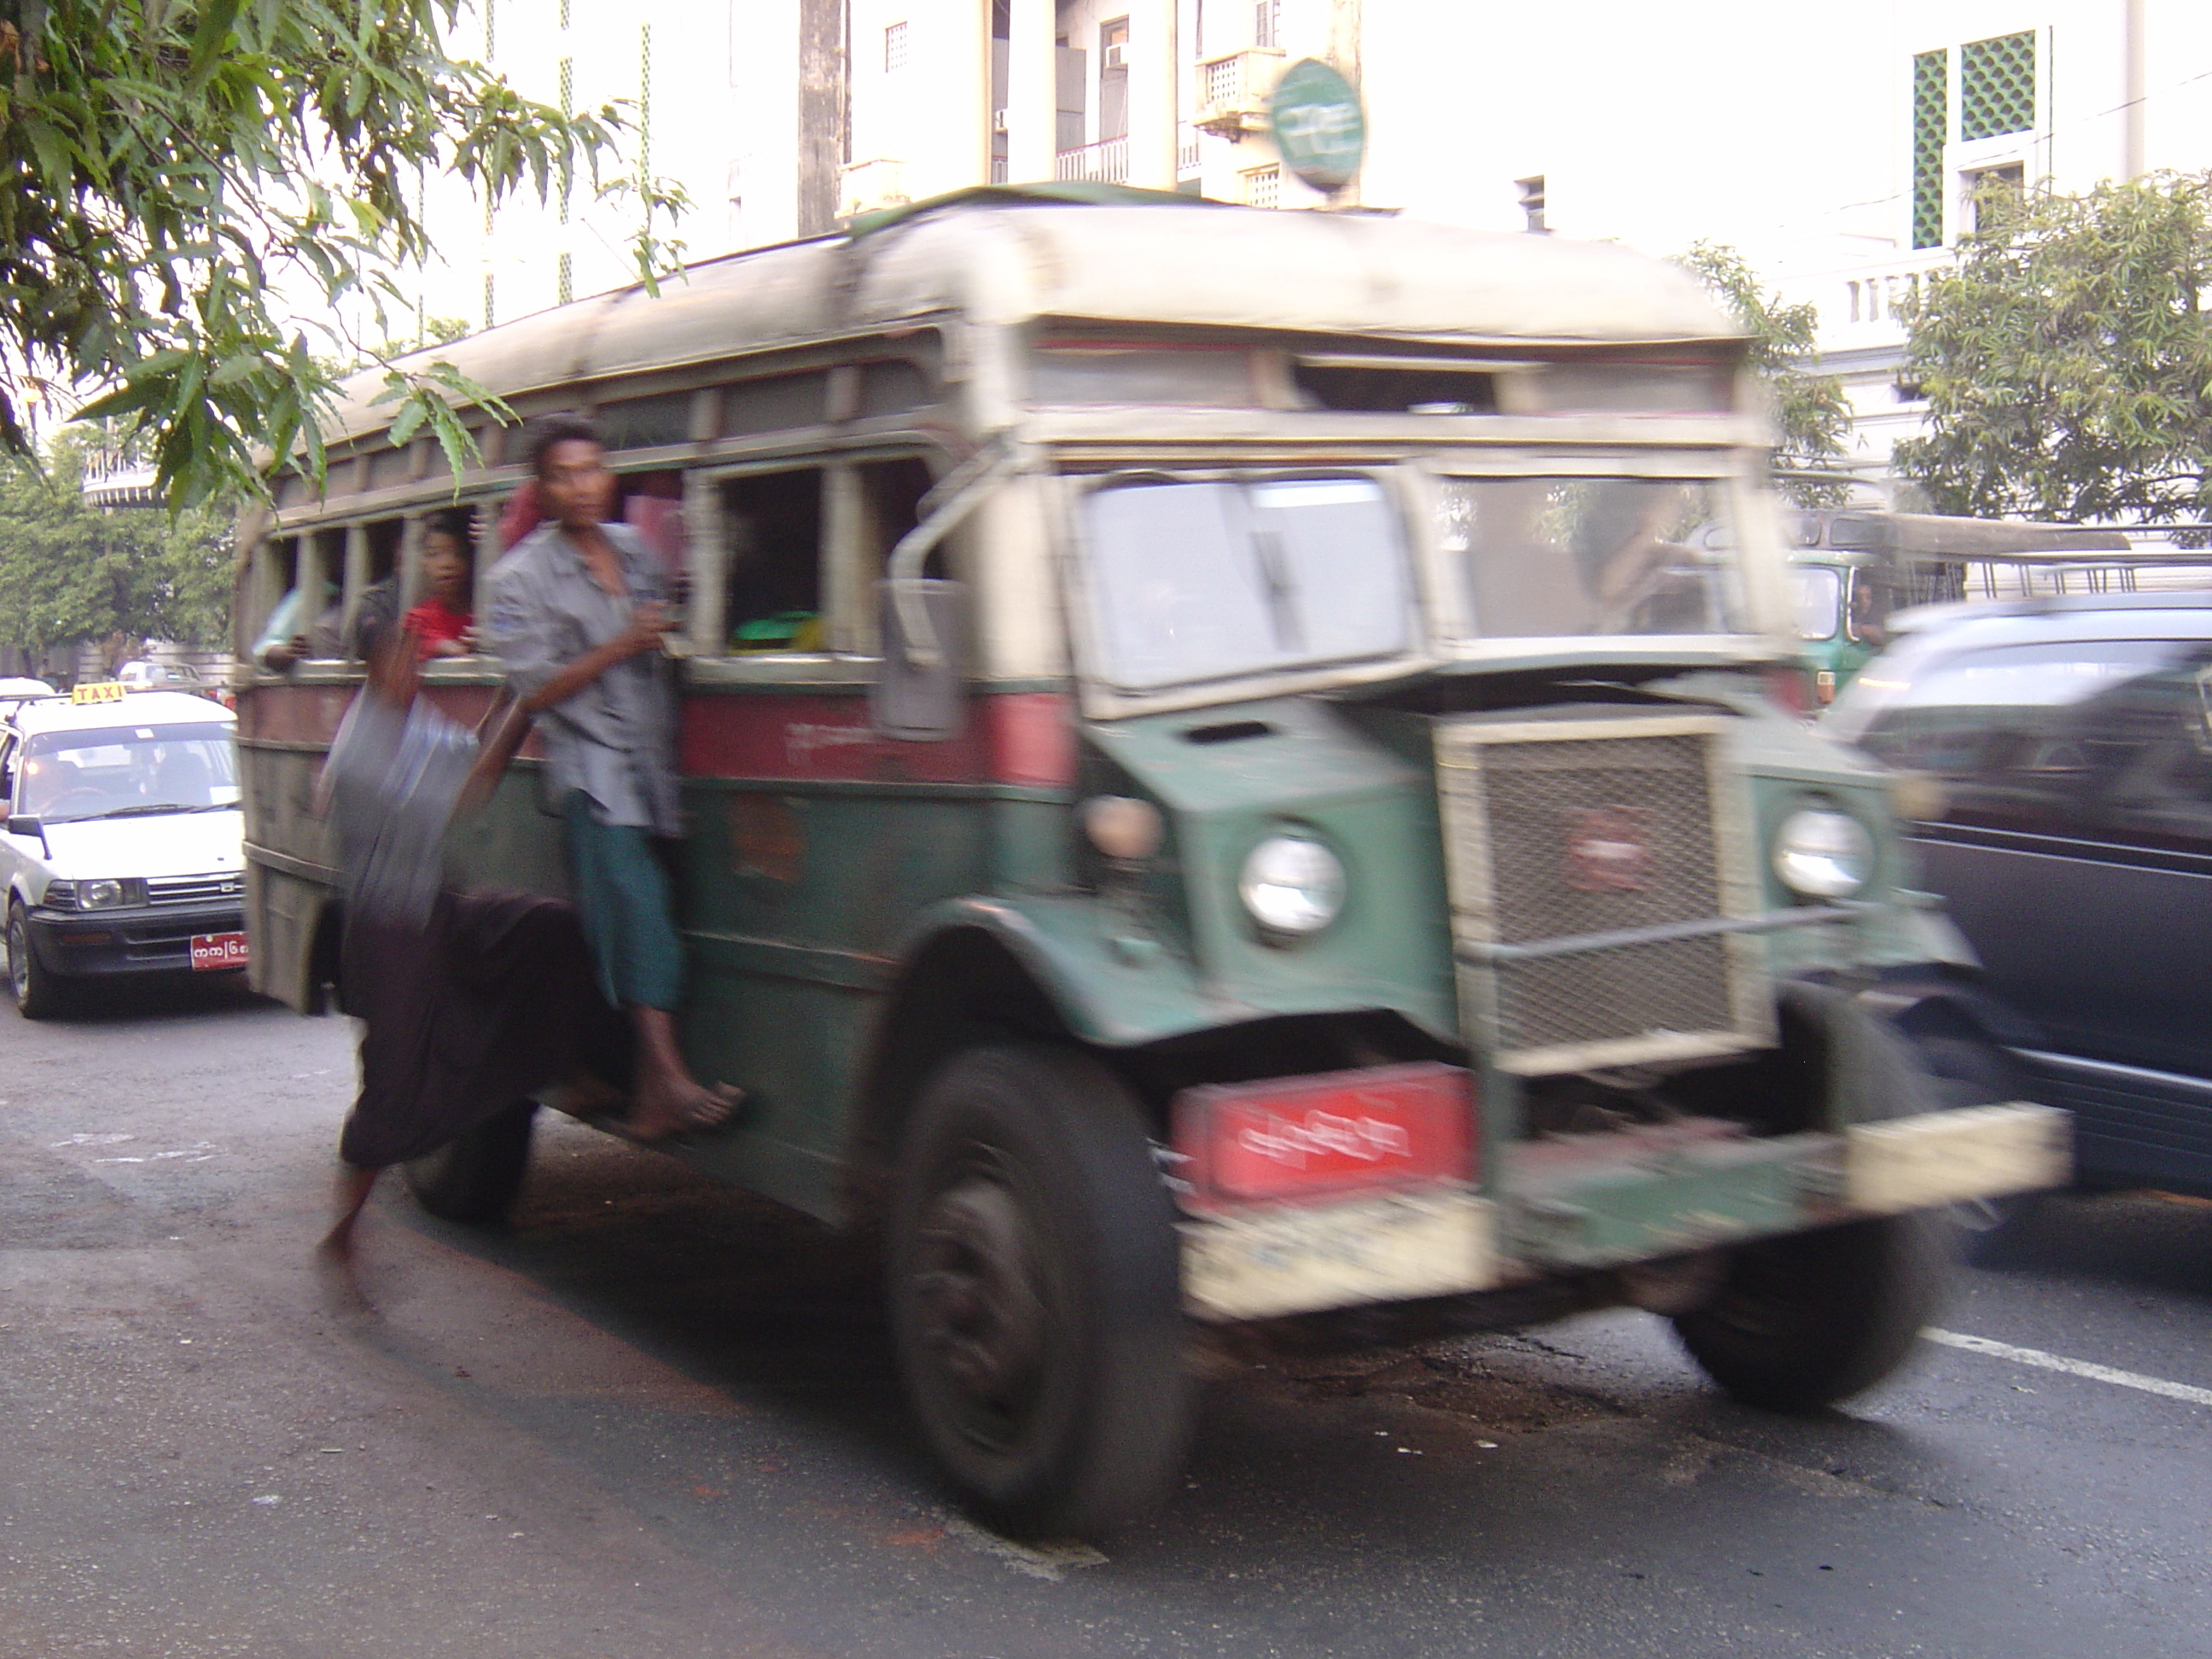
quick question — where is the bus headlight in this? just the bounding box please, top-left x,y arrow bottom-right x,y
1773,808 -> 1872,900
1239,834 -> 1345,939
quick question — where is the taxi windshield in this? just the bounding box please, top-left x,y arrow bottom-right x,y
1076,474 -> 1413,691
20,723 -> 240,823
1438,476 -> 1741,639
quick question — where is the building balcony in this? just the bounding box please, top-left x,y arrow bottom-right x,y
1776,246 -> 1957,357
1194,47 -> 1284,139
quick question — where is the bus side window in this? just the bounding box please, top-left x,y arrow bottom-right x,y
720,469 -> 827,654
304,527 -> 348,659
837,457 -> 934,657
256,537 -> 300,649
349,520 -> 405,659
1846,569 -> 1891,647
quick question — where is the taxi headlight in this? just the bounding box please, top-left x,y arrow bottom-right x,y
1773,807 -> 1873,900
79,879 -> 128,910
1238,834 -> 1345,939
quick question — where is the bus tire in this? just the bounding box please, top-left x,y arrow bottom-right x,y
1671,1208 -> 1953,1412
403,1101 -> 538,1224
7,902 -> 69,1021
888,1042 -> 1192,1540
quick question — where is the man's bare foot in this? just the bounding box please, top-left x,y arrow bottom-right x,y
620,1077 -> 742,1144
314,1225 -> 371,1311
314,1165 -> 377,1307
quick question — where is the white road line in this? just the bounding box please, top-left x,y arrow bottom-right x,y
1925,1328 -> 2212,1407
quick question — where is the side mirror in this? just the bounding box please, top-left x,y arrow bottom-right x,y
871,579 -> 967,742
7,815 -> 42,838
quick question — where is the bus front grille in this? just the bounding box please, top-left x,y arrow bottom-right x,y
1435,713 -> 1770,1075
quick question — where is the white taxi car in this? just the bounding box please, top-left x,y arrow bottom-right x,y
0,688 -> 247,1016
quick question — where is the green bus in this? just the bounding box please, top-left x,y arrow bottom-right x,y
1788,509 -> 2135,706
235,189 -> 2065,1538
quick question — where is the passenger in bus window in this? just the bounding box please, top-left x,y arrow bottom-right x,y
250,578 -> 337,672
405,508 -> 478,659
481,413 -> 742,1142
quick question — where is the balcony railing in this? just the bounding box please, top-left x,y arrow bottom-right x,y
1775,246 -> 1954,354
1054,136 -> 1128,184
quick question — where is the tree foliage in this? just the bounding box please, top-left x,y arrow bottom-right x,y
1674,241 -> 1852,500
0,0 -> 684,508
1895,173 -> 2212,538
0,431 -> 232,663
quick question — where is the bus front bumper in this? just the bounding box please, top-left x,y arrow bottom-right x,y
1179,1101 -> 2069,1323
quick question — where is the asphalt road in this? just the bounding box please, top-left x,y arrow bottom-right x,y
3,981 -> 2209,1659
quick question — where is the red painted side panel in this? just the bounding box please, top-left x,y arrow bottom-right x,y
679,689 -> 1074,788
237,683 -> 1073,787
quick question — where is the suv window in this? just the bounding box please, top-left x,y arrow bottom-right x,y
1847,637 -> 2212,844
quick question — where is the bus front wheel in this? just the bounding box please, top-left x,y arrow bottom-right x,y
1670,1209 -> 1953,1412
888,1043 -> 1192,1540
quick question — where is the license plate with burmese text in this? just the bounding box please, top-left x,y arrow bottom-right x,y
189,932 -> 250,971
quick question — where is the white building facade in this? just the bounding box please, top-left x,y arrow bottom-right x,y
419,2 -> 2212,482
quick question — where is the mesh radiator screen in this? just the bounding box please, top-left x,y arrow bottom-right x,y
1440,723 -> 1759,1071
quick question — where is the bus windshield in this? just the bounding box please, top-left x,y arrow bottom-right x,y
1791,566 -> 1842,641
1077,475 -> 1413,691
1439,476 -> 1741,639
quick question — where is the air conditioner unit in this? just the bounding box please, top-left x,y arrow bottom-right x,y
1103,42 -> 1126,70
1193,47 -> 1284,140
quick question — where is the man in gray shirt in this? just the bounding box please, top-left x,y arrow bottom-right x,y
482,413 -> 737,1142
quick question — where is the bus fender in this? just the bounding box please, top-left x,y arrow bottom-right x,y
885,895 -> 1263,1051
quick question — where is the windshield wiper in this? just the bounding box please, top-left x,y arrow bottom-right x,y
51,801 -> 239,823
1249,527 -> 1305,653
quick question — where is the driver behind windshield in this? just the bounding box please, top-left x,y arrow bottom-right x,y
20,731 -> 235,820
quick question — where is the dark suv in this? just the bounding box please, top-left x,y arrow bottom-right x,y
1827,593 -> 2212,1198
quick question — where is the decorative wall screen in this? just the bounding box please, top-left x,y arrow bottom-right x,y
1961,32 -> 2036,143
1912,49 -> 1947,250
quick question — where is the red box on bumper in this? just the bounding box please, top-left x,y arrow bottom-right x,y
1171,1061 -> 1476,1211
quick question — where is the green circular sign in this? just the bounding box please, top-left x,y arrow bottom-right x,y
1268,59 -> 1366,194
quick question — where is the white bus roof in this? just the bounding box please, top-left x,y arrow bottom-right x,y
326,195 -> 1739,445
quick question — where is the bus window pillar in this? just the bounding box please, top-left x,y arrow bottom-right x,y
296,532 -> 329,658
822,463 -> 873,658
1004,0 -> 1056,183
396,514 -> 426,620
684,469 -> 727,659
338,523 -> 370,659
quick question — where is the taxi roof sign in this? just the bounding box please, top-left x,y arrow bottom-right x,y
71,681 -> 128,705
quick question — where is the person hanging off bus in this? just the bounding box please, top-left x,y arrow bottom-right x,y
316,613 -> 621,1283
481,412 -> 741,1143
404,507 -> 479,660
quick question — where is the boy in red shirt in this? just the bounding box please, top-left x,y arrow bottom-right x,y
405,508 -> 477,659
